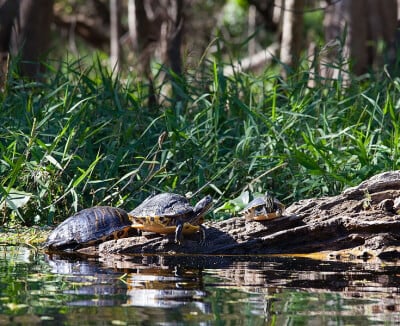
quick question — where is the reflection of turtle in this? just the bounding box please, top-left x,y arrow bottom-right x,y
241,193 -> 284,221
44,206 -> 135,251
130,193 -> 213,244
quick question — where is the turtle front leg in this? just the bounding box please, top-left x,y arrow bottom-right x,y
175,221 -> 184,245
199,225 -> 206,246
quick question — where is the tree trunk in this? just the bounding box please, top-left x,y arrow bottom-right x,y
323,0 -> 397,77
0,0 -> 19,52
280,0 -> 305,73
109,0 -> 121,71
129,0 -> 184,106
52,1 -> 111,50
248,0 -> 277,32
164,0 -> 183,76
127,0 -> 137,51
0,0 -> 18,88
132,0 -> 183,77
9,0 -> 54,79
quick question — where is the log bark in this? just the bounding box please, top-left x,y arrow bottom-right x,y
82,171 -> 400,261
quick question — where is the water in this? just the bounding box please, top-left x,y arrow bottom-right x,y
0,245 -> 399,325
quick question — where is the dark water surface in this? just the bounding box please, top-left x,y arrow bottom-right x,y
0,245 -> 399,325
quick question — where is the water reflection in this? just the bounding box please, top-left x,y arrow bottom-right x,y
0,245 -> 400,324
125,266 -> 208,311
43,252 -> 214,323
205,257 -> 400,324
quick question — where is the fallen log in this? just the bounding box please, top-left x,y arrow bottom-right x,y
81,171 -> 400,260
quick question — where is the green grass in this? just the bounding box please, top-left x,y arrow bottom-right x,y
0,55 -> 399,226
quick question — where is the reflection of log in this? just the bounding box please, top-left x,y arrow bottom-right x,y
86,171 -> 400,261
45,250 -> 400,313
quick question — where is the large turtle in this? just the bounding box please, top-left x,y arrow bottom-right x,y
130,193 -> 213,244
44,206 -> 135,251
241,192 -> 285,221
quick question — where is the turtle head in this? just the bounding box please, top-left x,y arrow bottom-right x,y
263,192 -> 274,210
265,192 -> 285,214
193,195 -> 213,218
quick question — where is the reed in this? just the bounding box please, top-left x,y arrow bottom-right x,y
0,56 -> 398,224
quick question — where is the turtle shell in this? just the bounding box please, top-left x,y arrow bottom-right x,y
242,194 -> 284,221
130,193 -> 212,237
44,206 -> 134,251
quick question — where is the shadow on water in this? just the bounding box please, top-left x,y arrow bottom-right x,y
1,245 -> 400,324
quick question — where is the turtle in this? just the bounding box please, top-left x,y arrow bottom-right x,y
130,193 -> 213,244
44,206 -> 136,251
241,192 -> 285,221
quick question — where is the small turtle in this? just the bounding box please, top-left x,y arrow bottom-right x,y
130,193 -> 212,244
241,192 -> 285,221
44,206 -> 135,251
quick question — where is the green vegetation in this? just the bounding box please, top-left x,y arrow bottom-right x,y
1,55 -> 399,226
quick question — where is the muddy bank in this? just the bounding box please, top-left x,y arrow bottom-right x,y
81,171 -> 400,260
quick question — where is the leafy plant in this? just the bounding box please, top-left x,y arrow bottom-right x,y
1,52 -> 399,225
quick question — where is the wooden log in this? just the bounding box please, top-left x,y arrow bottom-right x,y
78,171 -> 400,261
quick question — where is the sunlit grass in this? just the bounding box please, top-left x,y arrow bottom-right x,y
0,55 -> 399,225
